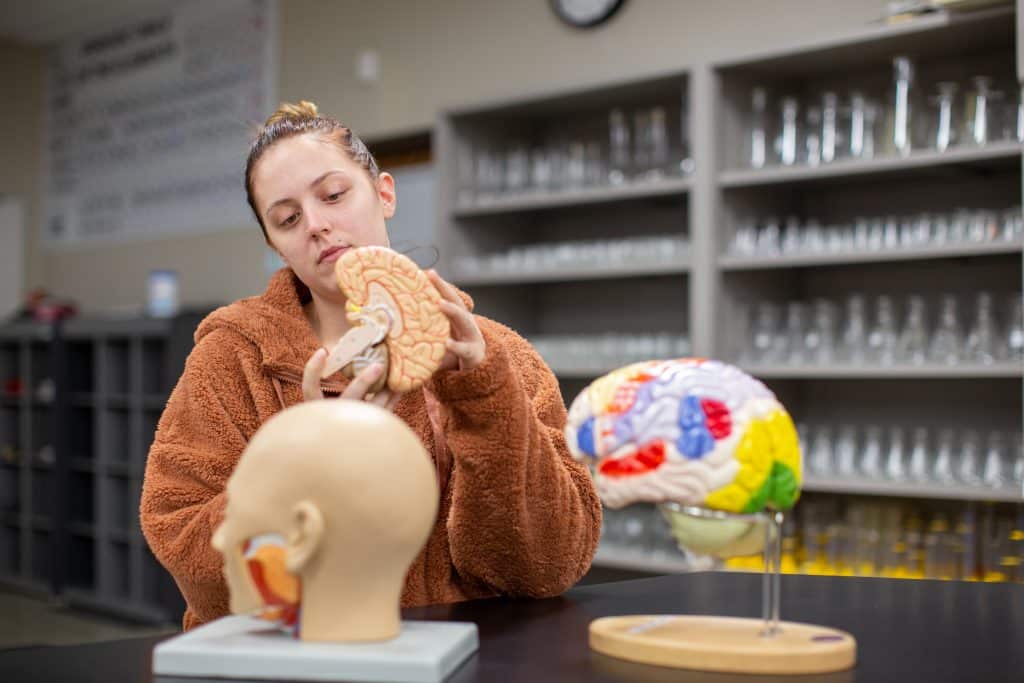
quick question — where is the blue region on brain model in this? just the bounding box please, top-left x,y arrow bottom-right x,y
576,417 -> 597,457
676,394 -> 715,459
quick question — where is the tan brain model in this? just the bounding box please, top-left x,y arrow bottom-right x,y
334,246 -> 450,393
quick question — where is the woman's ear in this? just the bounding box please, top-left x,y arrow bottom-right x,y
377,172 -> 396,219
284,500 -> 324,574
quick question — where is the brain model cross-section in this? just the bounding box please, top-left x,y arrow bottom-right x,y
322,246 -> 450,393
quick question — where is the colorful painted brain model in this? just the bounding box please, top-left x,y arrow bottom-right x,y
565,358 -> 802,514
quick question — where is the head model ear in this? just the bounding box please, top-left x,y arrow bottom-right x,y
284,500 -> 325,575
335,246 -> 450,392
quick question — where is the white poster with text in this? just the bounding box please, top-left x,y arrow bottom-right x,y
44,0 -> 276,246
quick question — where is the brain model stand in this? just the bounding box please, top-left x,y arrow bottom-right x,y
567,358 -> 856,675
321,246 -> 450,391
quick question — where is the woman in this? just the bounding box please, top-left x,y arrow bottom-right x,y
140,101 -> 602,630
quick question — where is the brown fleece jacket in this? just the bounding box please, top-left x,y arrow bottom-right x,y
140,267 -> 601,630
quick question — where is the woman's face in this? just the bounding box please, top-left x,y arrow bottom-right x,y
252,133 -> 395,301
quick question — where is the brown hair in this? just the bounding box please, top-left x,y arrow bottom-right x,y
244,100 -> 380,239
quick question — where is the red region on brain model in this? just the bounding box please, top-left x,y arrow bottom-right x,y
599,440 -> 666,477
700,398 -> 732,439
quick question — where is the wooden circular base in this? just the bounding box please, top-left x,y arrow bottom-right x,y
590,615 -> 856,675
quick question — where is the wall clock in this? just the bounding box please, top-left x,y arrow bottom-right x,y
550,0 -> 626,28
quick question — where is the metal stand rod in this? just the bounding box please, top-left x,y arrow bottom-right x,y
760,510 -> 783,637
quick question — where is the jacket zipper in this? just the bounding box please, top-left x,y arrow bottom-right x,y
267,368 -> 347,395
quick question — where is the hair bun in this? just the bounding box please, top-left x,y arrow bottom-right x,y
264,100 -> 320,127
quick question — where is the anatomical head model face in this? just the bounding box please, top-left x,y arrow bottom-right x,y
211,399 -> 439,642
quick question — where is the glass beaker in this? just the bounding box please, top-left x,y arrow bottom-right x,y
749,86 -> 769,169
840,293 -> 868,365
890,56 -> 916,157
777,96 -> 801,166
929,294 -> 962,365
907,427 -> 930,481
964,75 -> 1001,147
964,291 -> 997,365
867,294 -> 899,365
885,426 -> 907,481
821,91 -> 842,163
608,108 -> 631,185
929,82 -> 960,153
805,105 -> 822,167
897,295 -> 929,365
648,106 -> 670,180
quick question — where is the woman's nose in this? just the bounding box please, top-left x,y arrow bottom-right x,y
304,206 -> 330,236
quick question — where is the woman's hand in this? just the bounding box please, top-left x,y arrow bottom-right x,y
428,269 -> 486,372
303,348 -> 403,410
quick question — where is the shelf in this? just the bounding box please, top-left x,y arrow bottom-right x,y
108,395 -> 132,409
803,476 -> 1023,503
719,242 -> 1023,270
0,322 -> 53,342
69,522 -> 95,538
453,176 -> 691,217
63,317 -> 172,339
1,511 -> 19,527
29,516 -> 52,532
552,365 -> 632,379
592,544 -> 695,574
453,260 -> 690,286
714,6 -> 1013,76
69,393 -> 96,408
105,462 -> 132,478
70,458 -> 95,474
108,528 -> 134,545
0,574 -> 51,598
739,364 -> 1024,379
719,142 -> 1021,189
143,394 -> 167,410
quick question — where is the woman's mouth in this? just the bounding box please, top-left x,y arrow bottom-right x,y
318,245 -> 350,264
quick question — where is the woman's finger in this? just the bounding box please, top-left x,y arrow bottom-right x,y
384,391 -> 404,411
368,388 -> 391,407
368,388 -> 404,411
428,270 -> 466,310
302,348 -> 328,401
439,300 -> 480,338
341,363 -> 385,401
446,338 -> 483,363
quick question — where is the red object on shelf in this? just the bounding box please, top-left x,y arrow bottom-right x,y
3,377 -> 22,397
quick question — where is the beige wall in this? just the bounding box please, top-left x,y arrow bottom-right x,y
282,0 -> 882,137
0,41 -> 46,296
15,0 -> 884,313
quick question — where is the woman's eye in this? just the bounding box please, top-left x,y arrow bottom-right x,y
280,212 -> 299,227
325,190 -> 345,201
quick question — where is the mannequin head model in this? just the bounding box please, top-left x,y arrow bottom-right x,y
211,399 -> 439,642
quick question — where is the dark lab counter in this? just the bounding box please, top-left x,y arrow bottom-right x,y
1,571 -> 1020,683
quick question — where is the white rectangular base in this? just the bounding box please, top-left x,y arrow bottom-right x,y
153,615 -> 478,683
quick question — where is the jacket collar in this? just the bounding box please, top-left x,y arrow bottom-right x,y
195,268 -> 323,377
